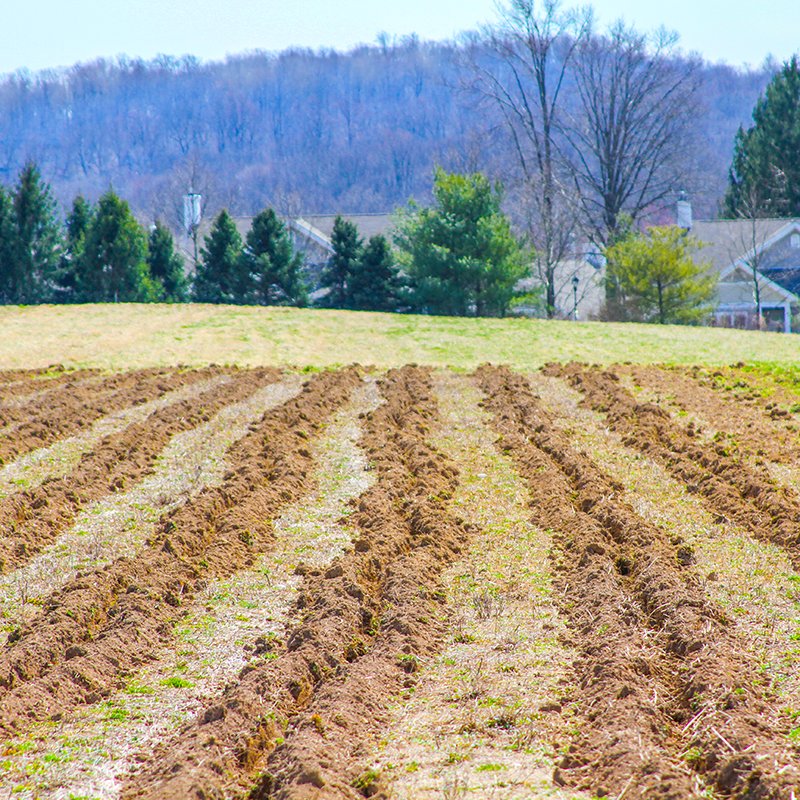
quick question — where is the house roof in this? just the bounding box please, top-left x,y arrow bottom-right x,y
193,212 -> 394,253
690,218 -> 800,271
689,217 -> 800,304
300,213 -> 394,241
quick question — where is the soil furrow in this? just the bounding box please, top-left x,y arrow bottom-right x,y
0,367 -> 281,573
0,374 -> 305,646
622,364 -> 800,466
0,365 -> 71,384
0,372 -> 229,501
373,371 -> 583,799
530,371 -> 800,709
0,366 -> 224,464
476,365 -> 800,799
549,363 -> 800,566
0,368 -> 99,403
0,377 -> 381,800
0,367 -> 360,731
121,366 -> 472,800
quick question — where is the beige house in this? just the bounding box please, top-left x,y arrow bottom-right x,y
690,217 -> 800,333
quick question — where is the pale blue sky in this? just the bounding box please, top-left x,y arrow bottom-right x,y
2,0 -> 797,76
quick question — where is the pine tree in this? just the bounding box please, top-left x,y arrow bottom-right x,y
192,210 -> 246,304
241,208 -> 307,306
59,195 -> 93,301
148,221 -> 188,302
318,216 -> 362,308
76,190 -> 153,302
395,168 -> 528,317
0,188 -> 17,304
11,162 -> 62,303
348,234 -> 403,311
725,57 -> 800,218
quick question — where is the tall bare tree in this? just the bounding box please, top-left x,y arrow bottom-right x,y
469,0 -> 591,317
565,23 -> 700,246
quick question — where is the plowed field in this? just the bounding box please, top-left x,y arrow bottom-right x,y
2,362 -> 800,800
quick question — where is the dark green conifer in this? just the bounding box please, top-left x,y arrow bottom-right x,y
148,221 -> 188,302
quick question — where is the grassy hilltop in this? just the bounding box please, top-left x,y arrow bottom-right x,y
6,303 -> 800,371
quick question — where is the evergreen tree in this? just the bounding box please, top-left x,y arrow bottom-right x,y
318,216 -> 362,308
0,188 -> 17,304
395,168 -> 528,317
725,57 -> 800,218
348,234 -> 403,311
241,208 -> 307,306
192,209 -> 246,303
604,226 -> 716,324
59,195 -> 93,301
76,190 -> 154,302
11,162 -> 62,303
148,220 -> 188,302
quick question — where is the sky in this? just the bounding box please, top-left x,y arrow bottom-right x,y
1,0 -> 797,76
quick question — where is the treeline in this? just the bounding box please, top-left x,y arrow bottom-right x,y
0,161 -> 409,311
0,160 -> 532,317
0,163 -> 186,303
0,37 -> 773,222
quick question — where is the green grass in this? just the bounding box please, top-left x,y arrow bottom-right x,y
2,303 -> 800,370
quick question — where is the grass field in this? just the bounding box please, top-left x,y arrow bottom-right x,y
5,302 -> 800,370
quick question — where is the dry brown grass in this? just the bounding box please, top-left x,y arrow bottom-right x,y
5,303 -> 800,371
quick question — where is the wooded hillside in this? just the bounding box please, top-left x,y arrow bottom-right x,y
0,37 -> 773,224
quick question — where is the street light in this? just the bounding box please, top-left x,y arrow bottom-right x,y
571,274 -> 579,320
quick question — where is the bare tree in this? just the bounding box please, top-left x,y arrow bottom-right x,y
726,181 -> 785,330
565,23 -> 701,246
469,0 -> 592,317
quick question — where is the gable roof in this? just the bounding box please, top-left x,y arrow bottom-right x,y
690,218 -> 800,271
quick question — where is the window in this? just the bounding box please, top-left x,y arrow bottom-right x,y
791,232 -> 800,248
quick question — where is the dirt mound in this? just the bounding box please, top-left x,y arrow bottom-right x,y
476,364 -> 800,799
0,367 -> 360,732
0,367 -> 281,573
122,366 -> 473,800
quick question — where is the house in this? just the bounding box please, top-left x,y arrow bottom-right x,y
544,205 -> 800,331
687,213 -> 800,333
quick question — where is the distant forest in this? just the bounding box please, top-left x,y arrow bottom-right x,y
0,36 -> 775,230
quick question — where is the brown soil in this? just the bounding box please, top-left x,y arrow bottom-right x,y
121,366 -> 472,800
548,363 -> 800,568
0,366 -> 226,464
0,367 -> 281,573
0,365 -> 71,383
621,364 -> 800,465
0,367 -> 361,732
476,364 -> 800,799
0,368 -> 99,403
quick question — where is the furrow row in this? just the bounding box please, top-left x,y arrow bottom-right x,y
477,364 -> 799,799
0,367 -> 361,732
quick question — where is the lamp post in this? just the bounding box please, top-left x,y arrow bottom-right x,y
572,274 -> 579,320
